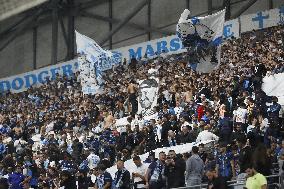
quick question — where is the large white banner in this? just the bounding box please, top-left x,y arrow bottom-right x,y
106,140 -> 214,178
176,9 -> 225,73
0,7 -> 283,93
137,78 -> 159,117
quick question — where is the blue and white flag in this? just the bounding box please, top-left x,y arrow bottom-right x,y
75,31 -> 120,94
177,9 -> 225,73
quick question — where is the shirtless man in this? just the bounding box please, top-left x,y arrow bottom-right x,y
104,110 -> 115,130
184,87 -> 193,103
127,80 -> 138,115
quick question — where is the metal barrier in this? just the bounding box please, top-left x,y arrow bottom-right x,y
171,174 -> 281,189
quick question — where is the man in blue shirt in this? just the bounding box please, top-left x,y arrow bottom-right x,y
216,143 -> 235,181
95,164 -> 112,189
8,165 -> 26,189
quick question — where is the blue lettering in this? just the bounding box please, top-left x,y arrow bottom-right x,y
169,38 -> 181,51
145,45 -> 155,57
128,47 -> 142,60
0,81 -> 11,92
223,24 -> 234,38
38,71 -> 49,83
11,78 -> 24,90
50,67 -> 61,80
156,41 -> 169,54
24,74 -> 37,89
62,64 -> 74,77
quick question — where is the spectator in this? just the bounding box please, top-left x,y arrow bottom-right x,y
95,164 -> 112,189
196,126 -> 219,143
59,170 -> 76,189
113,160 -> 131,189
216,143 -> 235,180
164,150 -> 185,188
145,151 -> 166,189
245,163 -> 267,189
206,167 -> 228,189
185,146 -> 204,188
132,156 -> 147,189
8,165 -> 26,189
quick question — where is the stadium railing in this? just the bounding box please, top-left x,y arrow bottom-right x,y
171,174 -> 281,189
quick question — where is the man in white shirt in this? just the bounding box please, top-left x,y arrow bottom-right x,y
132,155 -> 147,189
233,103 -> 248,131
233,103 -> 248,124
196,126 -> 219,143
87,151 -> 100,170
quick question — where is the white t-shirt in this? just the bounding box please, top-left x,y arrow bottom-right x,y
132,164 -> 147,188
87,153 -> 100,169
196,130 -> 219,142
233,108 -> 248,123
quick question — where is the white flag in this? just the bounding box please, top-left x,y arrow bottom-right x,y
75,31 -> 116,94
177,9 -> 225,73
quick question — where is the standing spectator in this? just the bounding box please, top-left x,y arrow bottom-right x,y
251,144 -> 271,176
160,116 -> 171,147
216,143 -> 235,180
206,167 -> 228,189
132,156 -> 147,189
59,170 -> 76,189
245,163 -> 267,189
0,138 -> 6,160
267,96 -> 281,127
95,164 -> 112,189
180,125 -> 195,144
218,112 -> 233,143
8,165 -> 26,189
145,151 -> 166,189
164,150 -> 185,188
233,103 -> 248,131
185,146 -> 204,188
113,160 -> 131,189
87,150 -> 101,170
196,126 -> 219,143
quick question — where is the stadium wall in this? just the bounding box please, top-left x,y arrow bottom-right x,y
0,0 -> 283,78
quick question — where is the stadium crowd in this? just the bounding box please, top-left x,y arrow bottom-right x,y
0,25 -> 283,189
